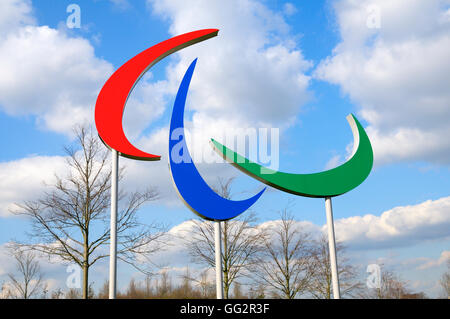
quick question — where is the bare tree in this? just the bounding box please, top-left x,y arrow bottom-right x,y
439,259 -> 450,298
307,235 -> 363,299
65,286 -> 95,299
182,268 -> 215,298
232,281 -> 246,299
366,266 -> 411,299
155,269 -> 172,298
97,280 -> 109,299
184,177 -> 266,298
199,271 -> 216,298
50,288 -> 64,299
0,281 -> 10,299
179,267 -> 194,297
6,249 -> 44,299
248,283 -> 266,299
11,126 -> 165,299
250,209 -> 315,299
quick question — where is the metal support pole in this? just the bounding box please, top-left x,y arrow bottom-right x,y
325,197 -> 340,299
109,149 -> 118,299
214,221 -> 224,299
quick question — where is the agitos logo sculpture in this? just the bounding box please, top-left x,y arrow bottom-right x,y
95,29 -> 373,299
168,57 -> 266,221
211,113 -> 373,198
95,29 -> 219,161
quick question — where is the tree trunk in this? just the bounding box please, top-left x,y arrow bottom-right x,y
83,236 -> 89,299
223,221 -> 229,299
82,264 -> 89,299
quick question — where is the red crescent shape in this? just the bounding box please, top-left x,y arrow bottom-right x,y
95,29 -> 219,161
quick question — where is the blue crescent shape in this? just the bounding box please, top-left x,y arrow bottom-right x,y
168,59 -> 266,221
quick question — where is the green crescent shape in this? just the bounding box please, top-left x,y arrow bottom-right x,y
210,114 -> 373,198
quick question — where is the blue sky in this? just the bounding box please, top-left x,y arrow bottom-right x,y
0,0 -> 449,298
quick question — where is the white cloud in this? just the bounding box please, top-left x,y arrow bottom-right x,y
324,154 -> 342,170
283,3 -> 298,16
256,197 -> 450,251
155,195 -> 450,254
122,75 -> 170,140
0,25 -> 113,134
330,196 -> 450,249
147,0 -> 312,133
315,0 -> 450,165
0,0 -> 34,36
109,0 -> 130,10
416,250 -> 450,270
0,155 -> 67,217
0,0 -> 165,138
0,0 -> 172,138
132,220 -> 199,268
258,219 -> 321,240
